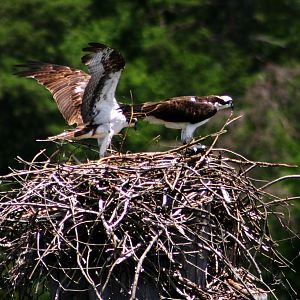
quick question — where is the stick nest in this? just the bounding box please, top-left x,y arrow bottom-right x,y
0,144 -> 294,299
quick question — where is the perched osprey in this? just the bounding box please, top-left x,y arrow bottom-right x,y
16,42 -> 233,155
120,95 -> 233,144
15,43 -> 135,157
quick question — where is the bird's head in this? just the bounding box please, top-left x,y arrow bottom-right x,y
214,95 -> 234,110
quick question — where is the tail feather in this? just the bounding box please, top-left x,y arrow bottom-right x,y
48,127 -> 92,141
48,130 -> 77,141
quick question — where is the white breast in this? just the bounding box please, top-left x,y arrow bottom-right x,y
144,116 -> 188,129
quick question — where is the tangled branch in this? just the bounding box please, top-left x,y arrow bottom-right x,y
0,139 -> 297,299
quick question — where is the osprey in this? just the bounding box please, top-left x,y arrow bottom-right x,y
15,43 -> 135,157
16,42 -> 233,155
120,95 -> 233,144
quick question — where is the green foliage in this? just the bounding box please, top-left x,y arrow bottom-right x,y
0,0 -> 300,298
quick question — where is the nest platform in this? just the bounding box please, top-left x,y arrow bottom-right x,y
0,145 -> 294,299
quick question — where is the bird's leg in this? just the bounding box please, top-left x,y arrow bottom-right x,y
97,137 -> 105,157
180,129 -> 187,144
183,142 -> 207,156
98,130 -> 114,158
191,143 -> 207,153
181,125 -> 207,153
183,138 -> 207,155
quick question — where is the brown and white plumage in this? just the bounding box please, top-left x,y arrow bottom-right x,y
15,62 -> 89,126
121,95 -> 233,143
15,43 -> 134,157
15,42 -> 233,155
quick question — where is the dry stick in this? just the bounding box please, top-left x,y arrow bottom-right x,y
183,221 -> 271,298
0,130 -> 296,299
259,174 -> 300,191
130,230 -> 162,300
119,90 -> 136,154
166,113 -> 243,155
213,148 -> 297,168
30,231 -> 50,279
205,112 -> 235,154
70,199 -> 103,300
100,240 -> 142,295
259,196 -> 300,208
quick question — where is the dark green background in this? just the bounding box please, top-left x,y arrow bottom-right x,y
0,0 -> 299,298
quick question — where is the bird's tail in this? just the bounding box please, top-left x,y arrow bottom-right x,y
48,127 -> 93,141
48,131 -> 76,141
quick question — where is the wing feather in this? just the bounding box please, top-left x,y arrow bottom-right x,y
80,43 -> 125,124
134,96 -> 218,123
15,62 -> 90,125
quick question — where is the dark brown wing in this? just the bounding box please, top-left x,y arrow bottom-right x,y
135,96 -> 218,124
80,43 -> 125,124
15,62 -> 90,125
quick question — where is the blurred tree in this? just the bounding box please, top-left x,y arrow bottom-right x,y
0,1 -> 300,296
0,0 -> 92,173
222,64 -> 300,298
2,0 -> 300,173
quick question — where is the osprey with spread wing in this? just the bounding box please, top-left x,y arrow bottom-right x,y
15,43 -> 134,157
15,43 -> 233,156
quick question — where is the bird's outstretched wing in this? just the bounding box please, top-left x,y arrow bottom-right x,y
80,42 -> 125,124
15,62 -> 90,125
